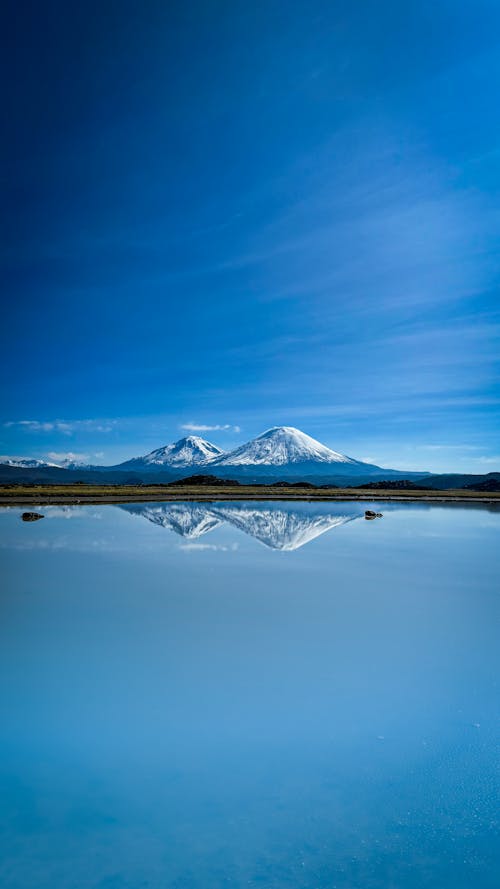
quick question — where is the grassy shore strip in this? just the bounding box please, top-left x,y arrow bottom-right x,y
0,484 -> 499,505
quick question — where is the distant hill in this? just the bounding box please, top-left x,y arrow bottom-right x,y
167,474 -> 241,487
353,479 -> 432,490
463,476 -> 500,492
422,472 -> 500,491
271,480 -> 320,488
0,464 -> 156,486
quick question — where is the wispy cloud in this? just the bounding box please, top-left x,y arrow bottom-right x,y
4,420 -> 73,434
46,451 -> 105,463
180,422 -> 241,433
475,455 -> 500,465
178,543 -> 239,552
3,419 -> 116,435
418,444 -> 480,452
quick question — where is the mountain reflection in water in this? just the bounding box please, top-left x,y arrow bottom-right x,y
120,501 -> 362,551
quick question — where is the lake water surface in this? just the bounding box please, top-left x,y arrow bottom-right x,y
1,500 -> 499,888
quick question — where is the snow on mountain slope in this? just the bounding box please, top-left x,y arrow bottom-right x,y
58,459 -> 94,470
213,426 -> 359,467
120,436 -> 225,469
4,427 -> 389,478
0,457 -> 61,468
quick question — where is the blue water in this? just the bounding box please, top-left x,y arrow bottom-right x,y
0,500 -> 498,888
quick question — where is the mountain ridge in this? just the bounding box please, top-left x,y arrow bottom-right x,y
2,425 -> 497,486
117,435 -> 225,470
113,426 -> 389,477
211,426 -> 359,467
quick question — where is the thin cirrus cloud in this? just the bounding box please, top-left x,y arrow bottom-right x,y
180,422 -> 241,433
476,455 -> 500,465
46,451 -> 105,463
3,419 -> 116,435
419,444 -> 480,452
178,543 -> 239,553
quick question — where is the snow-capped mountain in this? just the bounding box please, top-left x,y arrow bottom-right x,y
58,459 -> 94,470
118,436 -> 225,471
121,502 -> 362,551
116,426 -> 377,475
0,455 -> 99,471
1,426 -> 424,483
212,426 -> 373,470
0,457 -> 61,469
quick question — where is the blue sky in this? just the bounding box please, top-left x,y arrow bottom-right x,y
1,0 -> 499,472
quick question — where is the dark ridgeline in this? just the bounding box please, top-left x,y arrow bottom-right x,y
167,474 -> 241,487
353,479 -> 432,490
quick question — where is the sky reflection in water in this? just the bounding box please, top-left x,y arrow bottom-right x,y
0,501 -> 499,888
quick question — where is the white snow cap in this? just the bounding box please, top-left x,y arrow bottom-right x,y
214,426 -> 356,466
0,457 -> 61,468
132,435 -> 225,468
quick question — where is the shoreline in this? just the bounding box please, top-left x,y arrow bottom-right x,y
0,485 -> 499,506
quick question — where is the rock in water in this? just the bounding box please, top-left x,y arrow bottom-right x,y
21,512 -> 44,522
365,510 -> 383,519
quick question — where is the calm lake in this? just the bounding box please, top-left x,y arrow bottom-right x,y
0,500 -> 498,888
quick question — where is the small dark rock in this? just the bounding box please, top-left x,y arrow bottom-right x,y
365,510 -> 383,519
21,512 -> 44,522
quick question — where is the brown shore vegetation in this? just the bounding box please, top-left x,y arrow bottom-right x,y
1,484 -> 499,505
